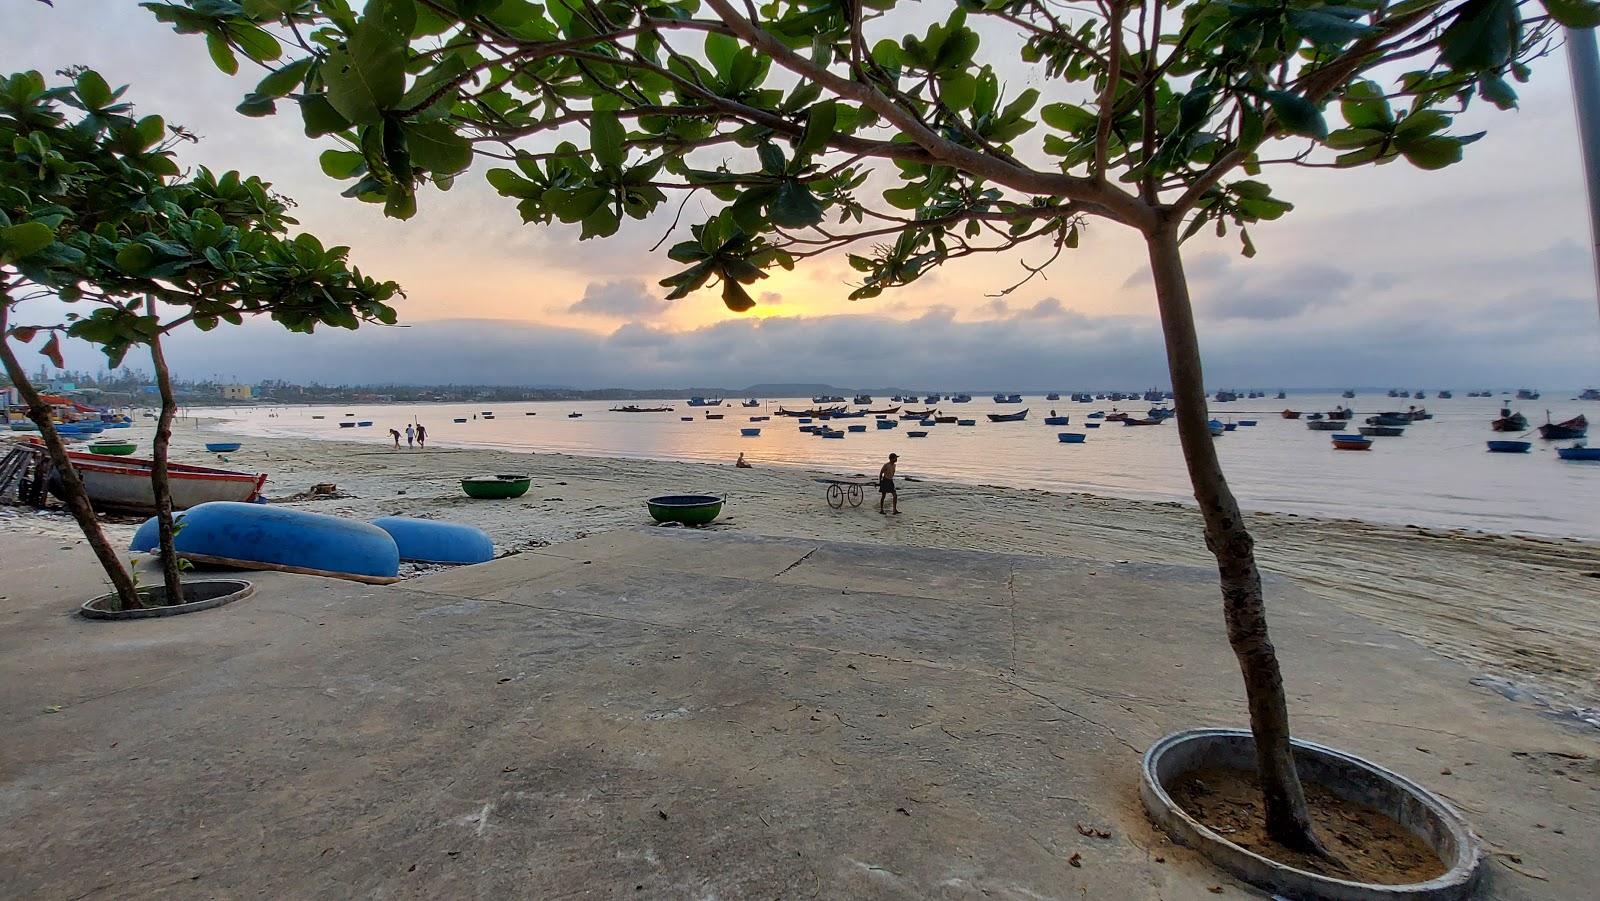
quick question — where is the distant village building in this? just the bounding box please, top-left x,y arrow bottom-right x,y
220,385 -> 254,401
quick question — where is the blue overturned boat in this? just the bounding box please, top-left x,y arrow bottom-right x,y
876,419 -> 897,429
205,442 -> 242,453
129,502 -> 400,584
1058,433 -> 1086,443
741,428 -> 761,436
1486,440 -> 1531,453
1043,416 -> 1069,426
1083,422 -> 1100,428
847,424 -> 867,432
371,516 -> 494,565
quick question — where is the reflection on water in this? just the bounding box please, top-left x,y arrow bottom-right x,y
197,393 -> 1600,539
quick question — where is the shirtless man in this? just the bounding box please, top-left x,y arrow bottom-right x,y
878,453 -> 899,514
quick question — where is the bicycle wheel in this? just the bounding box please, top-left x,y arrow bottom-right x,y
827,483 -> 844,509
847,483 -> 864,507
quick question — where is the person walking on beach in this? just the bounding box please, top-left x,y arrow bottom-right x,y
415,423 -> 427,448
404,424 -> 415,448
389,428 -> 401,448
878,453 -> 899,515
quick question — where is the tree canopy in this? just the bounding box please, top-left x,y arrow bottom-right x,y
0,67 -> 401,367
141,0 -> 1589,311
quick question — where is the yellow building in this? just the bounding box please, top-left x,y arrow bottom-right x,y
221,385 -> 253,401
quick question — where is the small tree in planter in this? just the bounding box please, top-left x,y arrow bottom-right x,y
0,68 -> 401,611
150,0 -> 1586,860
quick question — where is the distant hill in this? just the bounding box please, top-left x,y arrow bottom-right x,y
739,383 -> 846,396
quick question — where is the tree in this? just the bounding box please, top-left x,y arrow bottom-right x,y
1,67 -> 401,611
145,0 -> 1592,851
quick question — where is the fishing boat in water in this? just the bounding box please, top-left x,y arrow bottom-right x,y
743,398 -> 760,407
1332,434 -> 1372,450
1486,440 -> 1532,453
687,397 -> 723,406
992,393 -> 1023,404
1307,420 -> 1344,431
1557,444 -> 1600,461
1538,413 -> 1588,440
986,409 -> 1029,422
1281,410 -> 1301,419
53,452 -> 266,516
1357,424 -> 1404,437
611,405 -> 674,413
1043,416 -> 1069,426
862,406 -> 901,415
1491,409 -> 1529,432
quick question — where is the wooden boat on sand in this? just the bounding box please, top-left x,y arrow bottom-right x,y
52,452 -> 266,516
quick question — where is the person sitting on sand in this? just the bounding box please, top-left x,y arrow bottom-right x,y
878,453 -> 899,515
735,452 -> 752,468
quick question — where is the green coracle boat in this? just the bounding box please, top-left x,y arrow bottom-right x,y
460,474 -> 532,499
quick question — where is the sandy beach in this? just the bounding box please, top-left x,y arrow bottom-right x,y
6,417 -> 1599,726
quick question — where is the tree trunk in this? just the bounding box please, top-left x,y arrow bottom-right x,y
0,306 -> 141,610
148,331 -> 184,604
1144,221 -> 1322,853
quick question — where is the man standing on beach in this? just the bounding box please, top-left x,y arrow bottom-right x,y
415,423 -> 427,448
405,424 -> 415,448
878,453 -> 899,515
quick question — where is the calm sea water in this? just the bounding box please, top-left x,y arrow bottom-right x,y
196,392 -> 1600,540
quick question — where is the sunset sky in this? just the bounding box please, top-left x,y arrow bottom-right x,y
6,2 -> 1600,390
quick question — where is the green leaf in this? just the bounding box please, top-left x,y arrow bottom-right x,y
384,183 -> 417,219
1440,0 -> 1520,71
1264,91 -> 1327,139
115,243 -> 155,274
229,24 -> 282,63
1478,72 -> 1518,109
405,121 -> 472,174
1544,0 -> 1600,26
0,222 -> 55,261
75,70 -> 113,109
757,142 -> 786,175
939,71 -> 976,111
299,95 -> 350,137
257,57 -> 312,97
320,149 -> 367,179
236,92 -> 277,117
1285,9 -> 1375,45
133,115 -> 166,150
797,100 -> 837,158
1040,102 -> 1097,133
882,184 -> 923,210
590,112 -> 625,169
768,181 -> 824,229
1324,127 -> 1387,150
323,21 -> 408,125
705,32 -> 739,76
1400,135 -> 1465,170
206,32 -> 240,76
1340,80 -> 1393,129
721,277 -> 756,312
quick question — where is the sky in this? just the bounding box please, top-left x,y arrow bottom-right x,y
5,1 -> 1600,391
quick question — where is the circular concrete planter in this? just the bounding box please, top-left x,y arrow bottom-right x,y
79,579 -> 254,620
1141,729 -> 1481,901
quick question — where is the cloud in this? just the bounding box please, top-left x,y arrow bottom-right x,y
1016,297 -> 1069,319
1197,263 -> 1354,321
980,299 -> 1009,318
568,280 -> 672,317
758,291 -> 784,306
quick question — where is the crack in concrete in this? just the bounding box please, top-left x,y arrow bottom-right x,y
1005,563 -> 1019,676
1002,678 -> 1143,756
772,546 -> 819,579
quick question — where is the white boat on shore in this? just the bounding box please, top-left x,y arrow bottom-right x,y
51,452 -> 267,516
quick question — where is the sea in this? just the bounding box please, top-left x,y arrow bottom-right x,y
195,392 -> 1600,540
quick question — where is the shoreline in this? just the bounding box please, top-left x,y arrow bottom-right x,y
5,419 -> 1599,728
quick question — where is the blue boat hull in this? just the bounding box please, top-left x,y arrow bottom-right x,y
1486,441 -> 1531,453
205,443 -> 243,453
1043,417 -> 1069,425
130,502 -> 400,584
1058,433 -> 1086,443
371,516 -> 494,564
1557,446 -> 1600,461
741,428 -> 761,436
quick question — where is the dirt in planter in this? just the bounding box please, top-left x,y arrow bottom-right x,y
1168,768 -> 1448,885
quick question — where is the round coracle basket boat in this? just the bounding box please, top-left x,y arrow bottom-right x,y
646,494 -> 723,525
80,579 -> 254,620
1141,729 -> 1481,901
88,441 -> 138,456
461,474 -> 532,499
